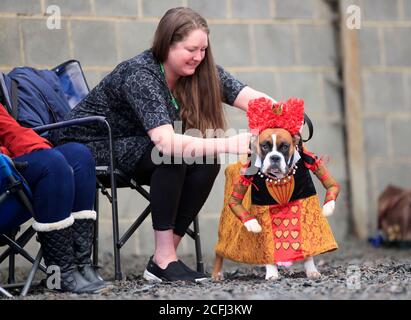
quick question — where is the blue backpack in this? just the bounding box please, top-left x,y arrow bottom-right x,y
2,67 -> 71,127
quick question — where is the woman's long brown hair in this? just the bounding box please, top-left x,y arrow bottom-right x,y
152,7 -> 226,135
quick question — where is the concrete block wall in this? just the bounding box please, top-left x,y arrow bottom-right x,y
0,0 -> 357,267
358,0 -> 411,235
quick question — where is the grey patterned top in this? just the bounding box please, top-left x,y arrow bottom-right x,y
53,49 -> 246,175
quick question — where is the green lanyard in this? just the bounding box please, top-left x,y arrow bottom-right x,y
160,63 -> 179,110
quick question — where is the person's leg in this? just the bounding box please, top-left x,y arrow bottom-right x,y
54,142 -> 96,213
134,149 -> 187,269
14,149 -> 74,224
0,192 -> 33,233
134,151 -> 213,282
13,149 -> 102,293
172,159 -> 220,244
54,142 -> 105,286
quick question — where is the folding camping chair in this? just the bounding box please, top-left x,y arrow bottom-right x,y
0,71 -> 110,295
53,60 -> 205,281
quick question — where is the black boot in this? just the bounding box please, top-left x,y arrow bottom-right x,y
37,225 -> 105,293
72,218 -> 106,287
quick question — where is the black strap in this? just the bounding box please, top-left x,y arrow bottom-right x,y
10,79 -> 18,119
303,112 -> 313,142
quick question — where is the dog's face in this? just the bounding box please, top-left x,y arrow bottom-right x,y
255,128 -> 296,176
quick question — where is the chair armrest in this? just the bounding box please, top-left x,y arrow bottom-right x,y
33,116 -> 106,134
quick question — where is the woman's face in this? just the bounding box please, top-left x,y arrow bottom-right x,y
166,28 -> 208,78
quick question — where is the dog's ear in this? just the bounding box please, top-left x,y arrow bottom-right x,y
292,134 -> 301,148
250,134 -> 259,155
242,135 -> 259,176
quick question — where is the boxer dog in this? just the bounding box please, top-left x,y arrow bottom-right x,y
212,97 -> 339,281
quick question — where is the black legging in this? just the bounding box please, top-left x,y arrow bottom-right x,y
133,147 -> 220,237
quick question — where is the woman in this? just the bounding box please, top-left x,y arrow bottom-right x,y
0,104 -> 106,293
54,7 -> 274,282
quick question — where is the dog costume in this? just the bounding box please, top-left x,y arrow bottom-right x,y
215,97 -> 340,265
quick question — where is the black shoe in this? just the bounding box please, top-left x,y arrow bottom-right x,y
143,256 -> 207,282
177,260 -> 208,280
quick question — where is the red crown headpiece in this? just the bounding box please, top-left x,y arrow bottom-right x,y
246,97 -> 304,136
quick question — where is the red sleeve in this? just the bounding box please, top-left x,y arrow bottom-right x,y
301,146 -> 321,172
0,104 -> 52,158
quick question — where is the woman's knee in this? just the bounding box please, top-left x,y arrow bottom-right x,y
59,142 -> 95,169
155,162 -> 188,182
192,163 -> 220,182
38,149 -> 73,179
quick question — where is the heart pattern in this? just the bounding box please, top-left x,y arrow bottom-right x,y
269,202 -> 303,260
270,208 -> 280,215
273,218 -> 282,226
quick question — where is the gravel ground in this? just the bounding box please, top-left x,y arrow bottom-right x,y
1,239 -> 411,300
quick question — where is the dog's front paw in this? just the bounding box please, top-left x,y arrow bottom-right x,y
244,219 -> 262,233
306,270 -> 321,279
266,274 -> 279,281
322,200 -> 335,217
211,272 -> 224,281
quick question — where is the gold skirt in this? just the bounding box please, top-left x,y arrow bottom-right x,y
215,162 -> 338,264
